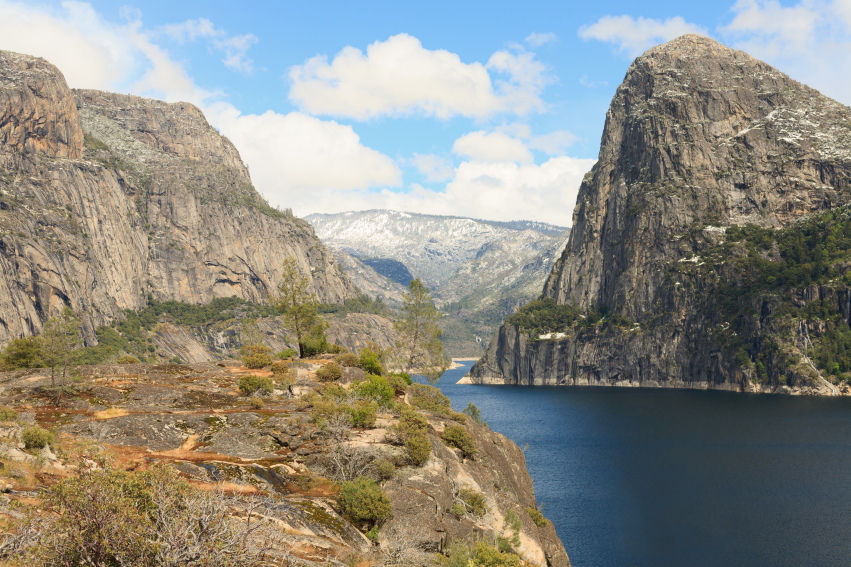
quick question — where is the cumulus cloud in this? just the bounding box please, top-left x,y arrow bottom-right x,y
288,33 -> 550,120
411,154 -> 455,183
528,130 -> 578,155
208,104 -> 402,200
295,156 -> 597,226
525,32 -> 558,47
453,131 -> 534,163
579,15 -> 709,56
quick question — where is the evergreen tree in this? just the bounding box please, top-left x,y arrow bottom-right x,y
41,307 -> 82,385
273,257 -> 327,358
395,278 -> 447,382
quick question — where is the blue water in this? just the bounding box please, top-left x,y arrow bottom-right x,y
432,362 -> 851,567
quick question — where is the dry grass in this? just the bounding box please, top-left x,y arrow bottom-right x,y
91,407 -> 128,420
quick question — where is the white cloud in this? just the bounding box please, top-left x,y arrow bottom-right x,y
207,104 -> 402,200
296,156 -> 597,226
525,32 -> 558,47
719,0 -> 851,105
453,131 -> 534,163
160,17 -> 258,73
579,15 -> 709,56
528,130 -> 578,155
288,33 -> 550,120
411,154 -> 455,183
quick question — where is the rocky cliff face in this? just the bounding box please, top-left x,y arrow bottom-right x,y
0,50 -> 356,344
471,35 -> 851,394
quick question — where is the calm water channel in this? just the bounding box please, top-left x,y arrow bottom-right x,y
432,362 -> 851,567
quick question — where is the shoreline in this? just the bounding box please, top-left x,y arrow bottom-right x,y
449,357 -> 478,370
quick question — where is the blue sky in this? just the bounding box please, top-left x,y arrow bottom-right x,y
1,1 -> 850,225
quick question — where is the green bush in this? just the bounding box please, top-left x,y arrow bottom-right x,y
0,406 -> 17,421
449,502 -> 466,518
335,353 -> 360,367
315,362 -> 343,382
249,396 -> 265,409
338,476 -> 392,525
240,344 -> 273,369
348,400 -> 378,428
358,347 -> 384,375
371,458 -> 396,481
237,374 -> 274,396
22,426 -> 54,449
404,431 -> 431,466
276,348 -> 298,359
353,375 -> 395,407
116,355 -> 140,364
0,336 -> 44,370
301,334 -> 330,357
386,372 -> 412,393
442,425 -> 477,459
463,402 -> 485,424
270,361 -> 291,375
527,507 -> 548,527
459,488 -> 488,517
408,383 -> 451,414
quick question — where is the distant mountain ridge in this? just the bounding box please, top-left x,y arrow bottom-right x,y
306,209 -> 570,355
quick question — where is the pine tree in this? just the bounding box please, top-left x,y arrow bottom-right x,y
395,278 -> 447,382
40,307 -> 82,385
273,258 -> 327,358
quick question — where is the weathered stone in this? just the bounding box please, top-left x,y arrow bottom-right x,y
471,35 -> 851,396
0,49 -> 357,346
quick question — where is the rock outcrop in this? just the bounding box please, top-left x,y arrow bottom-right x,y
471,35 -> 851,394
0,361 -> 570,566
0,50 -> 356,344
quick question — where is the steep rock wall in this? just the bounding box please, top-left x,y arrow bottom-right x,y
471,35 -> 851,394
0,49 -> 356,344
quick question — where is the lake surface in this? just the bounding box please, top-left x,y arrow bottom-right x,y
433,362 -> 851,567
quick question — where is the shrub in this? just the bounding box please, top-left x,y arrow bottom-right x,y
459,488 -> 488,517
404,431 -> 431,466
320,383 -> 350,402
237,374 -> 274,396
0,336 -> 44,370
315,362 -> 343,382
463,402 -> 485,424
358,348 -> 384,375
249,396 -> 265,409
36,465 -> 270,566
386,372 -> 412,394
115,354 -> 140,364
276,348 -> 298,359
338,476 -> 392,525
527,507 -> 548,527
270,361 -> 291,375
348,400 -> 378,428
301,334 -> 330,357
335,353 -> 360,367
472,540 -> 522,566
22,426 -> 54,449
352,375 -> 394,407
442,425 -> 477,459
241,344 -> 273,369
0,406 -> 17,421
371,458 -> 396,481
449,502 -> 466,518
408,383 -> 451,414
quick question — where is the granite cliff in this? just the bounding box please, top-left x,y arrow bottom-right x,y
0,49 -> 356,345
471,35 -> 851,394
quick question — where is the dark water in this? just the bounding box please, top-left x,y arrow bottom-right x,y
433,362 -> 851,567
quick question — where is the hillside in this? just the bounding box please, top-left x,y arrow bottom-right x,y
0,359 -> 570,566
471,35 -> 851,395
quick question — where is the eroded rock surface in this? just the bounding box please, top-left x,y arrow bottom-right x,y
472,35 -> 851,394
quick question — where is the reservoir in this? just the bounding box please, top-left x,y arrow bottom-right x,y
435,362 -> 851,567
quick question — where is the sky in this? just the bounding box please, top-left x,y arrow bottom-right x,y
1,1 -> 850,226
